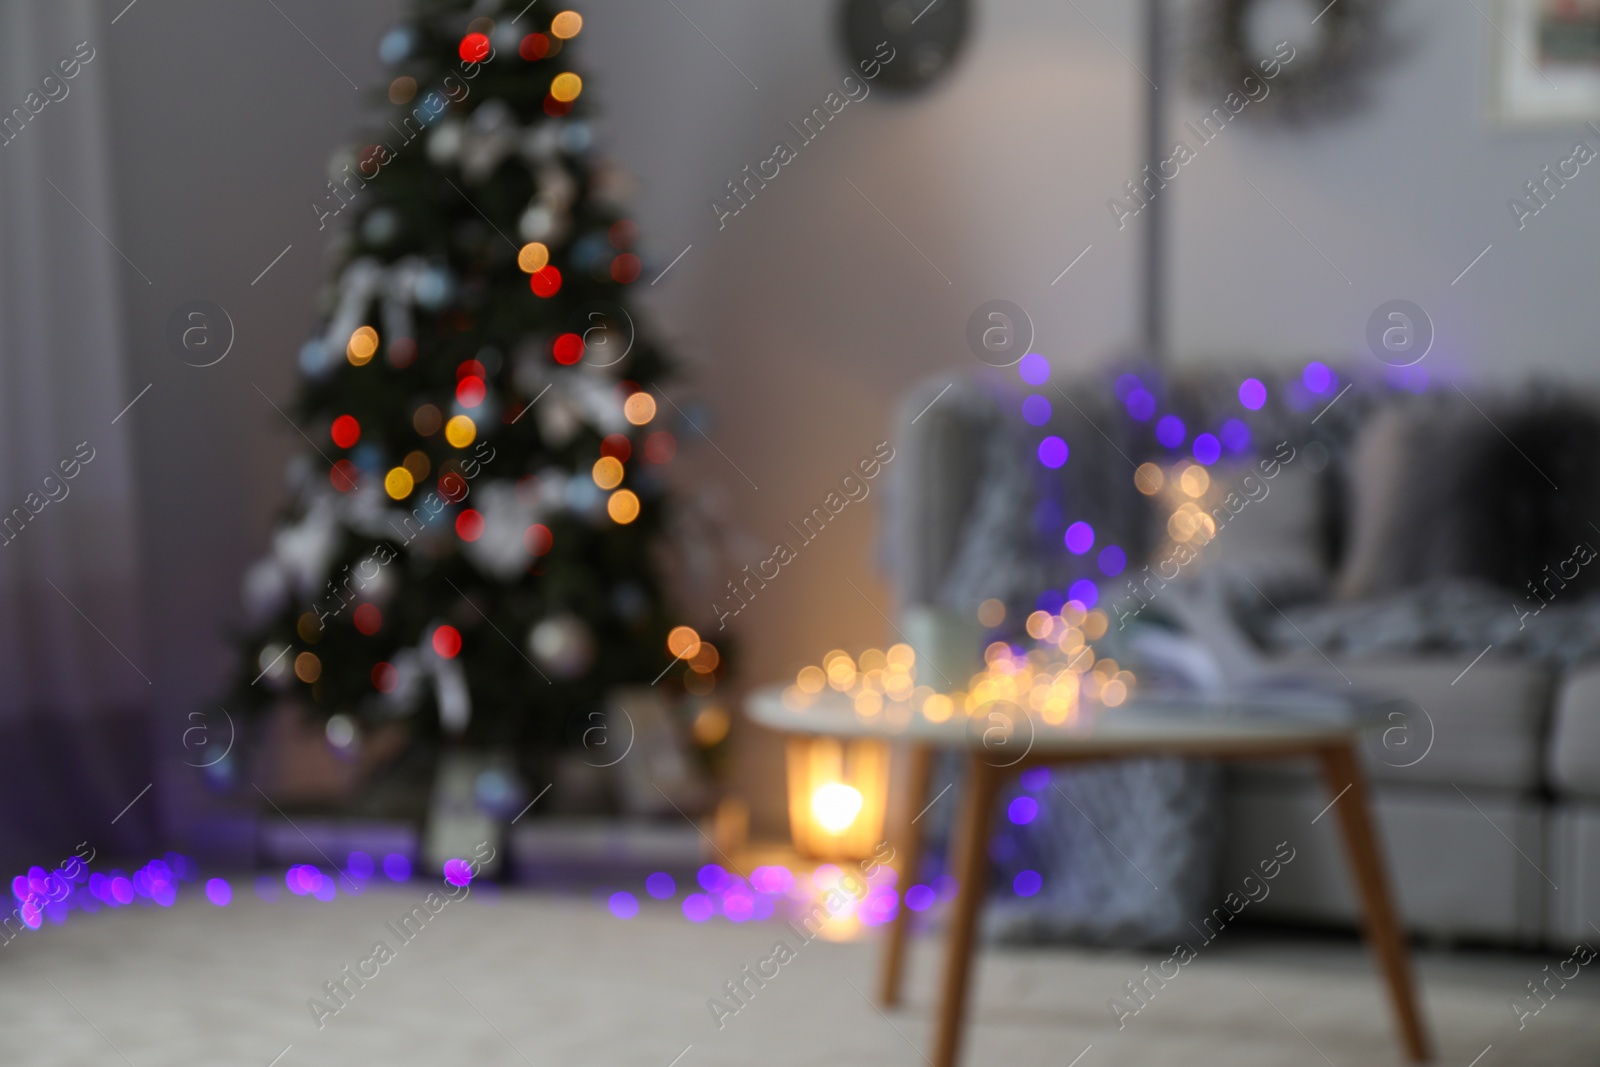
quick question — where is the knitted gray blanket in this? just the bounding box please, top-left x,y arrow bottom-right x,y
891,375 -> 1221,948
1256,576 -> 1600,666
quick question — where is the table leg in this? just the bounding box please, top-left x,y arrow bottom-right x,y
880,742 -> 934,1007
932,756 -> 1002,1067
1318,741 -> 1433,1063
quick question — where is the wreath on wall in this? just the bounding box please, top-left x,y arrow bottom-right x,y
1189,0 -> 1396,126
838,0 -> 972,94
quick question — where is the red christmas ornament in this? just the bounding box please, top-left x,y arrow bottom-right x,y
354,603 -> 382,635
530,265 -> 563,297
456,376 -> 486,407
609,220 -> 638,249
600,434 -> 632,462
330,460 -> 360,492
525,524 -> 554,557
331,415 -> 360,449
387,336 -> 418,369
371,662 -> 398,692
455,509 -> 485,542
439,471 -> 468,502
432,624 -> 463,659
518,33 -> 550,60
552,332 -> 584,365
644,431 -> 677,465
459,33 -> 491,62
456,359 -> 486,381
610,254 -> 642,284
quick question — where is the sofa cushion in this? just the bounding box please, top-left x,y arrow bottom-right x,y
1549,665 -> 1600,798
1174,462 -> 1329,584
1549,802 -> 1600,942
1224,775 -> 1546,944
1334,394 -> 1600,602
1263,655 -> 1554,790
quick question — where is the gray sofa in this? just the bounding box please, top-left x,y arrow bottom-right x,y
890,365 -> 1600,947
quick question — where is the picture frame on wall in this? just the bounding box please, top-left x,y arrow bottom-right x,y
1491,0 -> 1600,125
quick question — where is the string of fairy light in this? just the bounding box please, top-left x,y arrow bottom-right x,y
780,601 -> 1134,730
4,846 -> 911,945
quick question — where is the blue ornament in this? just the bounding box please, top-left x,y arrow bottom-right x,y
362,208 -> 401,246
415,265 -> 454,310
351,443 -> 383,474
473,768 -> 524,817
565,477 -> 603,514
612,583 -> 648,621
571,233 -> 611,270
560,122 -> 593,153
299,339 -> 332,378
378,26 -> 417,66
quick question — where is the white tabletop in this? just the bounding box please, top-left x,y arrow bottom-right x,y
745,683 -> 1383,758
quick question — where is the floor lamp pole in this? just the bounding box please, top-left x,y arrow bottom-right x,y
1141,0 -> 1167,364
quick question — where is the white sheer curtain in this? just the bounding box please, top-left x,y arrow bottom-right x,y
0,1 -> 148,847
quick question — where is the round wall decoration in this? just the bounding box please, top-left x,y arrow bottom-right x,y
839,0 -> 971,94
1190,0 -> 1394,125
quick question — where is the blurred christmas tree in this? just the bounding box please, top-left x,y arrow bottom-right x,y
230,0 -> 717,761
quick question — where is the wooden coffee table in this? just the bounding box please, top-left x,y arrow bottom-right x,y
746,685 -> 1432,1066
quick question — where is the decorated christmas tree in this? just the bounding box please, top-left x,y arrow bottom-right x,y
230,0 -> 715,763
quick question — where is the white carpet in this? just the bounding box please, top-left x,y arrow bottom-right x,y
2,885 -> 1596,1066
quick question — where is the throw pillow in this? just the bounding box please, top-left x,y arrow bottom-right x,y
1334,393 -> 1600,601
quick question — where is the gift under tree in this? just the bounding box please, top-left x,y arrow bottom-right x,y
229,0 -> 720,801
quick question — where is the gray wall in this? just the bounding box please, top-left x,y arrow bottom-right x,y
101,0 -> 400,833
580,0 -> 1143,828
1165,0 -> 1600,378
